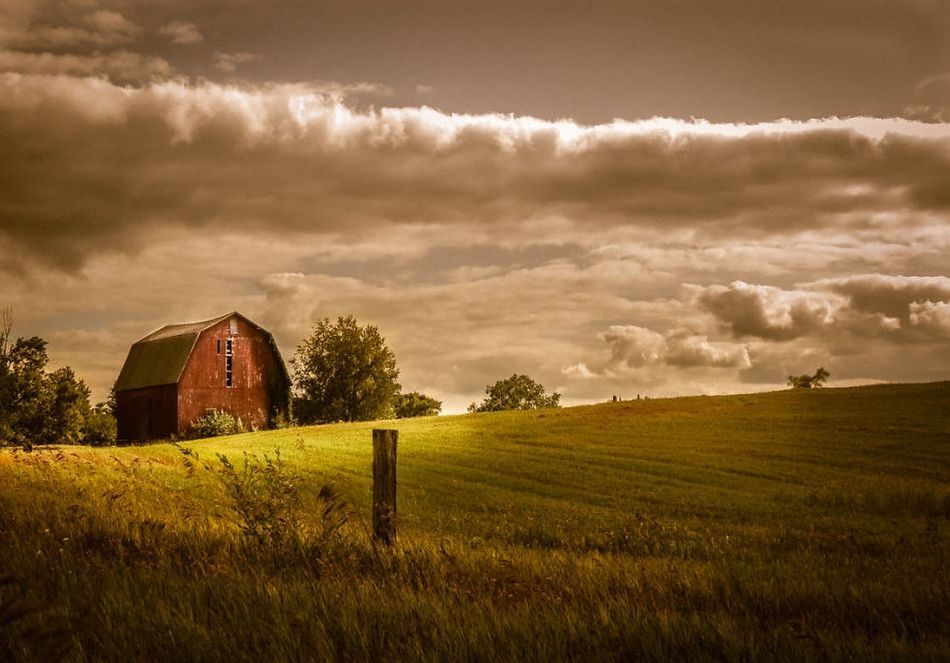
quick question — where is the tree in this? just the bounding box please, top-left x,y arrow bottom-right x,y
42,366 -> 91,445
291,315 -> 400,423
393,391 -> 441,418
787,366 -> 831,389
5,336 -> 54,444
468,374 -> 561,413
0,308 -> 109,446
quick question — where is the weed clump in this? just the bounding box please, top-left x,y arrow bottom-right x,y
193,448 -> 351,569
216,450 -> 301,548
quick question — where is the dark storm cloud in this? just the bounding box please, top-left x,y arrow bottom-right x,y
2,74 -> 950,271
2,1 -> 948,122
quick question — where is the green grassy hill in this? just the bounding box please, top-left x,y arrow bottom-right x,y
1,382 -> 949,660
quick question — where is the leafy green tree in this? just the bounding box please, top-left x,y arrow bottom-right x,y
292,315 -> 400,423
393,391 -> 441,418
5,336 -> 54,444
787,366 -> 831,389
468,374 -> 561,413
0,309 -> 107,446
42,367 -> 91,445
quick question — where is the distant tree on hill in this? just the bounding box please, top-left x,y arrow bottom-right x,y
787,367 -> 830,389
468,374 -> 561,412
393,391 -> 441,418
292,315 -> 400,423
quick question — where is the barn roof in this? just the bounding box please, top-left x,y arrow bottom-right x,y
114,312 -> 289,392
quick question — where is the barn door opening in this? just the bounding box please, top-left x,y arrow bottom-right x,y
129,394 -> 151,441
147,395 -> 153,439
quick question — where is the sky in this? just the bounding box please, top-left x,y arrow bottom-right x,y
1,0 -> 949,413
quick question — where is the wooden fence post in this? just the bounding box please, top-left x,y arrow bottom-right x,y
372,429 -> 398,545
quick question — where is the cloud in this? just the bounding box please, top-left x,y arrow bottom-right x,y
663,332 -> 752,369
0,50 -> 173,79
810,274 -> 950,319
694,275 -> 950,343
82,10 -> 139,42
5,9 -> 141,48
1,74 -> 950,272
601,326 -> 667,369
694,281 -> 840,340
158,20 -> 203,45
0,6 -> 163,82
905,74 -> 950,123
213,51 -> 259,73
564,272 -> 950,399
572,325 -> 751,377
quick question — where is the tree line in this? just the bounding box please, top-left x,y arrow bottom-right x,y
0,311 -> 563,446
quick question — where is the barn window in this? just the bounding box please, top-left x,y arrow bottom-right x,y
230,318 -> 238,335
216,339 -> 221,354
225,339 -> 233,387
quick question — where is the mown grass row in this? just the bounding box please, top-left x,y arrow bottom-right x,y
1,382 -> 949,660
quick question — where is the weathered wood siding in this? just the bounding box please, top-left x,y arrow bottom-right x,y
116,384 -> 178,442
177,316 -> 287,432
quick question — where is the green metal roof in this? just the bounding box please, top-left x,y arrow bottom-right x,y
114,332 -> 201,391
114,312 -> 290,392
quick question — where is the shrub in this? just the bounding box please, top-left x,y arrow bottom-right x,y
393,391 -> 442,418
187,409 -> 245,439
82,406 -> 116,446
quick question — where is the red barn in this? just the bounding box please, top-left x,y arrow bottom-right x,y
115,312 -> 290,442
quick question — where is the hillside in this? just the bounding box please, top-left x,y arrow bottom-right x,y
1,382 -> 949,660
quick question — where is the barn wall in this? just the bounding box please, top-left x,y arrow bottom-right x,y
116,384 -> 178,442
177,316 -> 288,433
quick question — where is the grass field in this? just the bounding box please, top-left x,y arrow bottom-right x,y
1,382 -> 949,661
